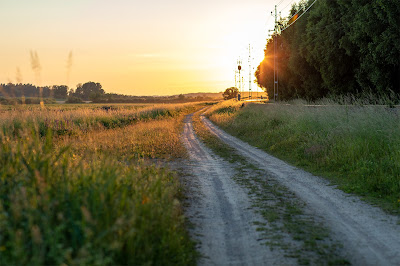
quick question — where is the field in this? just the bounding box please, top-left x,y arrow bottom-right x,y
206,100 -> 400,213
0,102 -> 205,265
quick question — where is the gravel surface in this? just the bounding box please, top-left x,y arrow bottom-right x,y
181,113 -> 294,265
202,114 -> 400,266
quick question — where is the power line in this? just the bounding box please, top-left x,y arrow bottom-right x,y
276,0 -> 285,7
284,3 -> 305,26
280,0 -> 296,13
281,0 -> 318,32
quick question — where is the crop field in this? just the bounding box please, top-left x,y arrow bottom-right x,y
0,102 -> 204,265
206,100 -> 400,213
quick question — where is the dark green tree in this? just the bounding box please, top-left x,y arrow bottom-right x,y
256,0 -> 400,100
52,85 -> 68,99
75,82 -> 105,100
339,0 -> 400,94
222,87 -> 239,100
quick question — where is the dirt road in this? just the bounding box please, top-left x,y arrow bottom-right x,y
181,113 -> 294,265
199,113 -> 400,265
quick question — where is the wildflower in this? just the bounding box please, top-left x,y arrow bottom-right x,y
142,195 -> 150,204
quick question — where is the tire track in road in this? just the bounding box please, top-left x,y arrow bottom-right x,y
181,113 -> 293,265
201,114 -> 400,266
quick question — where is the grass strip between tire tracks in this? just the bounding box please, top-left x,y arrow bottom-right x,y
191,109 -> 349,265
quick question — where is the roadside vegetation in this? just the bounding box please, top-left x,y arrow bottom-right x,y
192,108 -> 347,264
206,100 -> 400,213
257,1 -> 400,100
0,103 -> 203,265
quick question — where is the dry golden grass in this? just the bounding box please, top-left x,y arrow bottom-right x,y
57,117 -> 187,160
204,99 -> 242,126
0,102 -> 200,134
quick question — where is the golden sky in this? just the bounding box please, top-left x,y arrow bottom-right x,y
0,0 -> 289,96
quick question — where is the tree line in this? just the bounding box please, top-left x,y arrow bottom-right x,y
0,83 -> 68,99
0,82 -> 219,104
256,0 -> 400,101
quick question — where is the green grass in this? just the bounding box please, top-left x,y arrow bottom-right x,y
191,110 -> 347,264
207,100 -> 400,213
0,103 -> 202,265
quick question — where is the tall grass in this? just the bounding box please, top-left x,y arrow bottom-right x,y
57,115 -> 188,160
207,100 -> 400,212
0,103 -> 198,137
0,103 -> 202,265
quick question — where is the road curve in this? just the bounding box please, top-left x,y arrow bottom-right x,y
201,114 -> 400,266
181,113 -> 293,265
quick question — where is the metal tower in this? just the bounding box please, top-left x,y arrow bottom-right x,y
248,44 -> 253,99
237,59 -> 242,100
272,5 -> 279,101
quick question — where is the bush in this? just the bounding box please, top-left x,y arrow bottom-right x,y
66,96 -> 84,104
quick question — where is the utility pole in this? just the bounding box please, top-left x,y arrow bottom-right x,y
237,59 -> 242,100
248,44 -> 252,100
270,5 -> 279,101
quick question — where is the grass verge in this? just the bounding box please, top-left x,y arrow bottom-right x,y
206,100 -> 400,214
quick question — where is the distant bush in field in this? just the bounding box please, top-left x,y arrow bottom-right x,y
65,96 -> 84,104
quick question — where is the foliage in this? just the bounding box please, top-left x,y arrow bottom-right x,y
222,87 -> 239,100
0,103 -> 203,264
0,84 -> 68,99
207,101 -> 400,213
72,82 -> 105,101
65,96 -> 84,104
92,93 -> 220,104
0,97 -> 56,105
52,85 -> 69,99
256,0 -> 400,100
1,82 -> 222,104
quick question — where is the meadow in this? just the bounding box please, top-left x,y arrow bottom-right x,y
206,100 -> 400,213
0,102 -> 204,265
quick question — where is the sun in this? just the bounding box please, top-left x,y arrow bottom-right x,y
215,21 -> 269,91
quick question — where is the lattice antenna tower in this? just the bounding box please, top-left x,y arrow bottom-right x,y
248,44 -> 254,99
237,58 -> 242,99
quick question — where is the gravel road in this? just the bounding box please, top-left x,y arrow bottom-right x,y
181,113 -> 294,265
201,114 -> 400,265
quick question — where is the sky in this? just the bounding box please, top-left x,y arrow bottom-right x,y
0,0 -> 295,96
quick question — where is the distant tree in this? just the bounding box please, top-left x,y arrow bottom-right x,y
52,85 -> 68,99
74,82 -> 104,100
222,87 -> 239,100
177,94 -> 185,102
